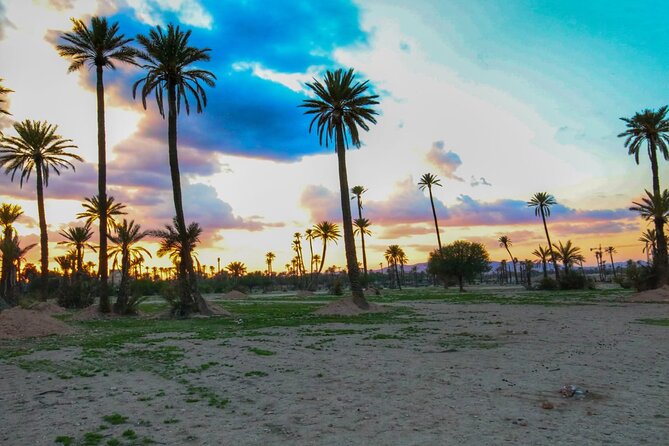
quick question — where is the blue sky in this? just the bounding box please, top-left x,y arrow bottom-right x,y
0,0 -> 666,269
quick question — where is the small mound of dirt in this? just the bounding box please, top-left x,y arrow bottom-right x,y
628,285 -> 669,303
313,297 -> 389,316
296,290 -> 314,297
29,301 -> 67,315
224,290 -> 248,299
207,303 -> 233,316
0,307 -> 74,339
70,304 -> 108,321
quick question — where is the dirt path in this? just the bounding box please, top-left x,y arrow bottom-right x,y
0,302 -> 667,445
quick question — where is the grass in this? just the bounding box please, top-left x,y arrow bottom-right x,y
248,347 -> 275,356
637,318 -> 669,326
439,332 -> 500,351
102,413 -> 128,425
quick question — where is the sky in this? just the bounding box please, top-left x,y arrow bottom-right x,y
0,0 -> 668,273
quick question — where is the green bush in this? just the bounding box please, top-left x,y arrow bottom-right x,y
537,277 -> 558,290
56,279 -> 95,309
558,271 -> 595,290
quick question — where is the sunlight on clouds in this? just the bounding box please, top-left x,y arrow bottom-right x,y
231,62 -> 320,94
125,0 -> 213,29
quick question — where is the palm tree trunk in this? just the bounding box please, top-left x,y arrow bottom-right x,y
1,227 -> 11,302
96,65 -> 110,313
504,246 -> 518,284
35,167 -> 48,300
609,251 -> 617,280
649,143 -> 668,284
428,187 -> 442,251
542,260 -> 547,278
335,125 -> 367,309
115,251 -> 130,314
356,199 -> 368,281
166,80 -> 210,316
541,210 -> 560,280
394,260 -> 401,291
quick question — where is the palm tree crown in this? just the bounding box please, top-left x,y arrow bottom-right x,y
418,172 -> 443,250
133,24 -> 216,117
0,120 -> 81,187
618,106 -> 669,166
77,195 -> 127,231
312,221 -> 341,274
552,240 -> 584,273
58,223 -> 96,273
0,79 -> 12,117
528,192 -> 560,280
301,68 -> 379,149
630,189 -> 669,225
0,203 -> 23,238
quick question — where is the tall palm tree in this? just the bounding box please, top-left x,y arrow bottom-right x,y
312,221 -> 341,275
293,232 -> 305,275
0,120 -> 82,297
58,16 -> 136,313
498,235 -> 518,284
58,223 -> 96,274
552,240 -> 584,274
351,185 -> 369,279
619,106 -> 669,282
134,24 -> 215,314
302,68 -> 378,309
418,173 -> 443,251
605,246 -> 617,280
630,189 -> 669,224
304,228 -> 315,274
532,245 -> 551,279
528,192 -> 560,280
108,219 -> 151,314
265,251 -> 275,276
77,195 -> 127,232
0,203 -> 23,298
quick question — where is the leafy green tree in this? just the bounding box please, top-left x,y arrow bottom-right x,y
58,16 -> 137,313
619,106 -> 669,282
498,235 -> 518,284
108,219 -> 151,314
351,185 -> 369,278
77,195 -> 127,231
58,223 -> 96,274
134,24 -> 216,315
302,68 -> 379,309
428,240 -> 490,292
0,120 -> 82,297
418,173 -> 443,251
528,192 -> 560,280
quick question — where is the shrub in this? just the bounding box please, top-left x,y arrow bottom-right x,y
328,278 -> 343,295
558,271 -> 595,290
56,279 -> 95,309
537,277 -> 558,290
626,261 -> 657,291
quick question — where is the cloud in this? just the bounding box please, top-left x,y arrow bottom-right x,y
425,141 -> 464,182
377,224 -> 435,240
470,176 -> 492,187
299,185 -> 341,222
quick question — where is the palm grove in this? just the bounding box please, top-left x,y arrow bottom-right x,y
0,16 -> 666,315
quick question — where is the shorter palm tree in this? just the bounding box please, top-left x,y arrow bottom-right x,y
353,217 -> 371,283
0,235 -> 35,304
108,219 -> 151,314
639,229 -> 658,264
0,79 -> 13,122
226,262 -> 247,282
385,245 -> 404,290
532,245 -> 551,279
265,252 -> 275,276
58,223 -> 96,274
552,240 -> 585,274
312,221 -> 341,274
0,203 -> 23,298
498,235 -> 518,284
605,246 -> 618,280
77,195 -> 127,231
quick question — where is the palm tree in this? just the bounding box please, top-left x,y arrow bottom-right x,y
532,245 -> 551,279
619,106 -> 669,281
312,254 -> 321,273
630,189 -> 669,223
108,219 -> 151,313
353,217 -> 372,279
58,223 -> 96,274
0,203 -> 23,299
605,246 -> 617,280
0,235 -> 35,305
265,251 -> 275,276
134,24 -> 216,315
0,79 -> 12,122
55,254 -> 74,283
418,173 -> 443,251
528,192 -> 560,280
77,195 -> 127,232
552,240 -> 584,274
304,228 -> 315,274
0,120 -> 82,297
226,261 -> 247,279
302,68 -> 378,309
385,245 -> 403,290
312,221 -> 341,275
293,232 -> 305,275
58,16 -> 136,313
498,235 -> 518,284
639,228 -> 658,264
351,185 -> 369,279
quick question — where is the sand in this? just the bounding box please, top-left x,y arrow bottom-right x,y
0,307 -> 74,339
223,290 -> 248,299
0,301 -> 667,445
29,302 -> 67,315
314,296 -> 389,315
628,285 -> 669,303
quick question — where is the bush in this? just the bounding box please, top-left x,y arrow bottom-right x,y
625,261 -> 657,291
56,279 -> 95,309
328,278 -> 343,295
537,277 -> 558,290
558,271 -> 595,290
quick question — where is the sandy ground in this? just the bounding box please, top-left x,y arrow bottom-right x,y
0,301 -> 668,445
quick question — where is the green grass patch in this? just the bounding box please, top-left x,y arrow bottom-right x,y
637,318 -> 669,326
55,436 -> 74,446
244,370 -> 269,377
439,332 -> 500,351
248,347 -> 275,356
102,413 -> 128,425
